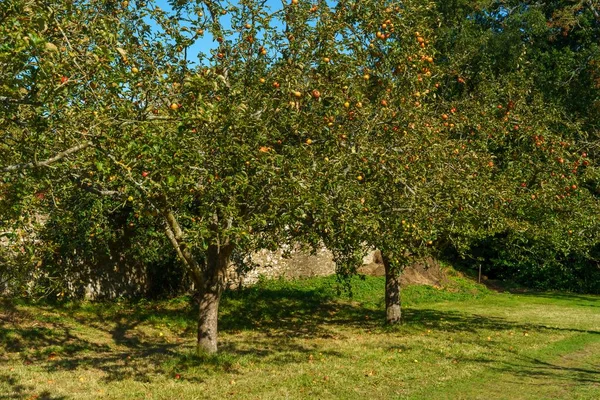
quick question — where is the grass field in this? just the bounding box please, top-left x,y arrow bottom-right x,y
0,274 -> 598,399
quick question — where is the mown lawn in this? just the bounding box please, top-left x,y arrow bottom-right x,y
0,275 -> 598,399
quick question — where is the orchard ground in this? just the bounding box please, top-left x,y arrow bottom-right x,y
0,272 -> 598,400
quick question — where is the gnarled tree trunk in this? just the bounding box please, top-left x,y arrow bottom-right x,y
381,251 -> 401,324
197,244 -> 233,354
160,204 -> 234,354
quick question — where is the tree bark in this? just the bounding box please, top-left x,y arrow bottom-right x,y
197,243 -> 233,354
197,284 -> 221,354
381,252 -> 401,324
158,200 -> 233,354
2,141 -> 92,172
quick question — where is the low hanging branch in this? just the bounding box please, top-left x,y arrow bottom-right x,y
162,214 -> 204,287
2,142 -> 92,172
100,147 -> 206,288
157,195 -> 204,287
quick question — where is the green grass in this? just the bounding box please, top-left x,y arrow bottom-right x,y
0,274 -> 598,399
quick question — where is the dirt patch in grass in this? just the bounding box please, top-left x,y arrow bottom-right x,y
358,256 -> 449,288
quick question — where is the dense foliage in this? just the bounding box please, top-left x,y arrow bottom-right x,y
434,0 -> 600,292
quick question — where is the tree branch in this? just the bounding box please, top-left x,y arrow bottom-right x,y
587,0 -> 600,20
0,96 -> 41,106
2,142 -> 92,172
70,174 -> 122,198
161,206 -> 204,287
100,148 -> 206,287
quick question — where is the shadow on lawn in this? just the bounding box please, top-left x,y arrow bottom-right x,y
516,291 -> 600,307
0,373 -> 67,400
0,286 -> 598,388
452,349 -> 600,389
220,287 -> 599,336
503,354 -> 600,384
400,308 -> 599,336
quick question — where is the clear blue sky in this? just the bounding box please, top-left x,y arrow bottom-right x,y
154,0 -> 287,63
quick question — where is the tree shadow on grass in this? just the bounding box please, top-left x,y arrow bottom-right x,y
167,337 -> 344,383
0,299 -> 22,323
219,286 -> 599,337
446,348 -> 600,389
0,324 -> 112,356
0,288 -> 342,385
219,286 -> 347,337
0,373 -> 67,400
502,354 -> 600,384
516,291 -> 600,307
399,308 -> 600,336
1,286 -> 598,388
0,306 -> 182,383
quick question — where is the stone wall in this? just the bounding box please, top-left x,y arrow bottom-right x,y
228,248 -> 447,288
227,246 -> 339,288
2,231 -> 446,298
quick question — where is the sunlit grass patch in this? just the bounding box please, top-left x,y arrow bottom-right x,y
1,275 -> 598,399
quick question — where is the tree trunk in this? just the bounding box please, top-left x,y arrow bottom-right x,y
158,202 -> 233,354
197,284 -> 221,354
197,244 -> 233,354
381,252 -> 401,324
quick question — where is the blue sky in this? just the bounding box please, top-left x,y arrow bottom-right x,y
154,0 -> 287,62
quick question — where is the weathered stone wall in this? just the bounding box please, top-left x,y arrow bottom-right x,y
3,231 -> 446,298
228,248 -> 447,288
227,246 -> 339,288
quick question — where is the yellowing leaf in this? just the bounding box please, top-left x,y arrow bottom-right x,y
116,47 -> 127,58
45,42 -> 59,52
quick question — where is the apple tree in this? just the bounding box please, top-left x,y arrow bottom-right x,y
1,0 -> 324,352
282,0 -> 506,323
297,0 -> 600,321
